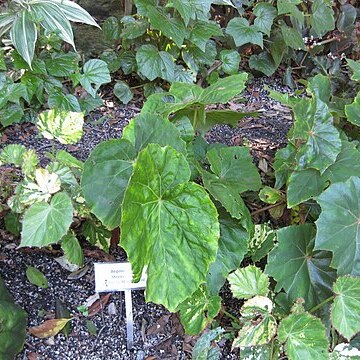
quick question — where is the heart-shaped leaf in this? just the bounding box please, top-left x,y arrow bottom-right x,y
331,276 -> 360,340
21,192 -> 74,247
121,144 -> 219,311
315,177 -> 360,276
278,313 -> 329,360
266,224 -> 336,309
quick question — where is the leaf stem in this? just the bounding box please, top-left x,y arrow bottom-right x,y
222,309 -> 240,324
308,295 -> 335,313
250,202 -> 285,216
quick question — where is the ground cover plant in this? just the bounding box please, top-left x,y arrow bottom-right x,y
0,0 -> 360,358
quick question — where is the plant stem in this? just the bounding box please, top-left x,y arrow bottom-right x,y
309,295 -> 334,313
222,309 -> 240,324
250,202 -> 285,216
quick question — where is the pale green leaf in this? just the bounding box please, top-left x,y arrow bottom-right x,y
192,327 -> 224,360
20,192 -> 74,247
121,144 -> 219,311
10,11 -> 37,68
37,109 -> 84,144
345,92 -> 360,126
347,59 -> 360,82
30,2 -> 75,48
0,144 -> 27,166
47,0 -> 99,27
228,266 -> 269,299
178,285 -> 221,335
26,266 -> 48,288
278,313 -> 329,360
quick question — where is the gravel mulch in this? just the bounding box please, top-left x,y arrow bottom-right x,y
0,77 -> 294,359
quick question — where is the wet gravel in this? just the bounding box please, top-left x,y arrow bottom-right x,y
0,76 -> 295,359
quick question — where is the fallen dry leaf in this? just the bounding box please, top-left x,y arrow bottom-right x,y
88,293 -> 111,317
27,352 -> 42,360
29,318 -> 72,339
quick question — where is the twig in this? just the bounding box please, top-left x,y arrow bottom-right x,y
250,202 -> 285,216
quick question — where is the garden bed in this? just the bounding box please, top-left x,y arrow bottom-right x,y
0,78 -> 293,359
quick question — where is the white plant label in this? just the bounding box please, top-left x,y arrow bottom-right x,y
94,262 -> 147,292
94,262 -> 147,348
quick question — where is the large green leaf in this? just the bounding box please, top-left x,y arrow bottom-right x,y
79,59 -> 111,97
122,113 -> 186,154
322,140 -> 360,183
177,285 -> 221,335
9,11 -> 37,68
45,52 -> 79,77
121,16 -> 148,40
345,92 -> 360,127
121,144 -> 219,311
30,1 -> 75,48
169,0 -> 212,26
278,313 -> 329,360
47,0 -> 99,27
135,0 -> 186,47
228,266 -> 269,299
81,139 -> 136,230
253,3 -> 277,36
310,0 -> 335,37
207,210 -> 249,295
189,20 -> 222,52
331,276 -> 360,341
48,93 -> 81,112
0,277 -> 27,360
315,177 -> 360,276
20,192 -> 74,247
249,52 -> 277,77
136,44 -> 175,82
226,18 -> 263,48
293,98 -> 341,174
201,146 -> 261,219
266,224 -> 336,310
287,169 -> 326,208
36,109 -> 84,144
280,25 -> 306,50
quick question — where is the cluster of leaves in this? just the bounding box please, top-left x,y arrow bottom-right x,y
100,0 -> 359,104
0,112 -> 113,266
0,0 -> 111,128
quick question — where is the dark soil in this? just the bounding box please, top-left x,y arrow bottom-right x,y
0,77 -> 294,359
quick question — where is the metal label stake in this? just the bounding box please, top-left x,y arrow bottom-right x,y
93,262 -> 147,349
125,289 -> 134,348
